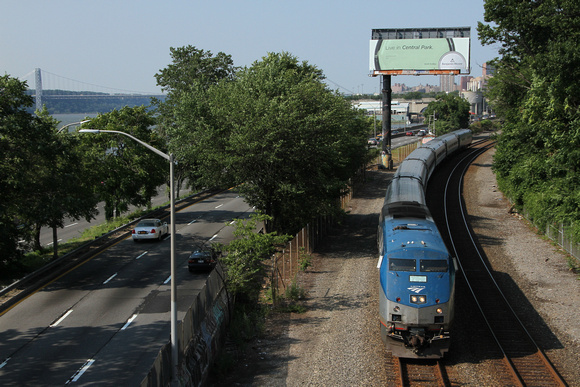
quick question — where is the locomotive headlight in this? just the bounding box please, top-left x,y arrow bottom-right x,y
410,295 -> 427,304
436,308 -> 443,314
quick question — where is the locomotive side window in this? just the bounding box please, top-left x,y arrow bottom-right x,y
389,258 -> 416,271
420,259 -> 448,272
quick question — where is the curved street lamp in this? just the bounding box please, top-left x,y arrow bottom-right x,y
79,129 -> 178,382
57,120 -> 91,133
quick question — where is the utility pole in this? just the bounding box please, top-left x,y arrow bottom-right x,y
382,74 -> 393,170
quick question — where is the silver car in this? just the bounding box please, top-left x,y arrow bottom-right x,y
131,218 -> 168,242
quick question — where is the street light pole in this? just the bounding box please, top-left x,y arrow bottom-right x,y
79,129 -> 178,382
57,120 -> 91,134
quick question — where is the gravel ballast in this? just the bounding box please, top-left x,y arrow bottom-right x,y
210,144 -> 580,386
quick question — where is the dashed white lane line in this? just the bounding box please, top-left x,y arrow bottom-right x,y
50,309 -> 73,327
0,357 -> 10,369
66,359 -> 95,384
121,314 -> 138,331
103,273 -> 118,284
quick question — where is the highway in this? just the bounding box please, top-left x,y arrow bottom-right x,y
0,189 -> 253,385
42,130 -> 424,248
40,184 -> 194,247
3,132 -> 422,385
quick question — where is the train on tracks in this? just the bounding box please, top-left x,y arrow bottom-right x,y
377,129 -> 472,358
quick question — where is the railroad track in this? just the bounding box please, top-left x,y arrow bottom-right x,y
441,140 -> 568,386
394,356 -> 450,387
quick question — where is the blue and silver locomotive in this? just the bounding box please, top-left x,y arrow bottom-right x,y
377,129 -> 471,358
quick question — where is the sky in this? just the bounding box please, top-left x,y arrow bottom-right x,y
1,0 -> 499,96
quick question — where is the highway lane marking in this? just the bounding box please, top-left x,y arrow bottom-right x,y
50,309 -> 73,327
163,275 -> 171,284
215,204 -> 224,209
66,358 -> 95,384
46,239 -> 63,246
136,251 -> 148,260
0,357 -> 10,369
64,223 -> 78,228
188,215 -> 202,225
121,314 -> 138,330
103,273 -> 118,284
0,189 -> 237,318
209,234 -> 218,242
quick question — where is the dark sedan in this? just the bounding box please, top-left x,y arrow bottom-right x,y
187,248 -> 221,272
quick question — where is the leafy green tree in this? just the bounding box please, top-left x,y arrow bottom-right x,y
76,106 -> 166,220
479,0 -> 580,234
156,49 -> 369,234
0,75 -> 42,264
21,107 -> 98,257
216,213 -> 290,304
423,93 -> 470,135
208,52 -> 369,234
403,91 -> 424,100
153,45 -> 237,192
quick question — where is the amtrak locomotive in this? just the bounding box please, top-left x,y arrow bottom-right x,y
377,129 -> 472,358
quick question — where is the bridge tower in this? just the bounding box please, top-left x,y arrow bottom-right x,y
35,68 -> 42,112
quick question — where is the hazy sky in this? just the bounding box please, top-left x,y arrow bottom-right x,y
2,0 -> 499,95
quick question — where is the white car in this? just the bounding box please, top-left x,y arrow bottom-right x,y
131,218 -> 168,242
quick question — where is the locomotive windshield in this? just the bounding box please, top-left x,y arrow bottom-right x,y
388,258 -> 416,271
388,258 -> 448,272
420,259 -> 448,272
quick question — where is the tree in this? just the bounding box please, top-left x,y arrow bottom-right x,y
208,52 -> 369,234
155,49 -> 369,234
21,107 -> 98,257
216,213 -> 290,304
423,93 -> 470,135
478,0 -> 580,234
76,106 -> 166,220
153,45 -> 237,193
0,75 -> 41,264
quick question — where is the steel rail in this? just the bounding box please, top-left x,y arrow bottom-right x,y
395,356 -> 449,387
443,141 -> 567,387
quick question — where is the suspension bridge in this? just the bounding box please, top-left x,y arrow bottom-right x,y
18,68 -> 164,112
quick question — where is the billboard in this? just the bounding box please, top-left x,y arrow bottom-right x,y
370,27 -> 471,76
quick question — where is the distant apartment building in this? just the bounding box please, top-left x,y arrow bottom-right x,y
411,83 -> 439,93
391,83 -> 406,93
440,74 -> 458,92
460,76 -> 473,91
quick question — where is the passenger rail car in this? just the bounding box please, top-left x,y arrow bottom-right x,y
377,129 -> 472,358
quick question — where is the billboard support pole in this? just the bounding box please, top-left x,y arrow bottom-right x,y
382,74 -> 393,170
